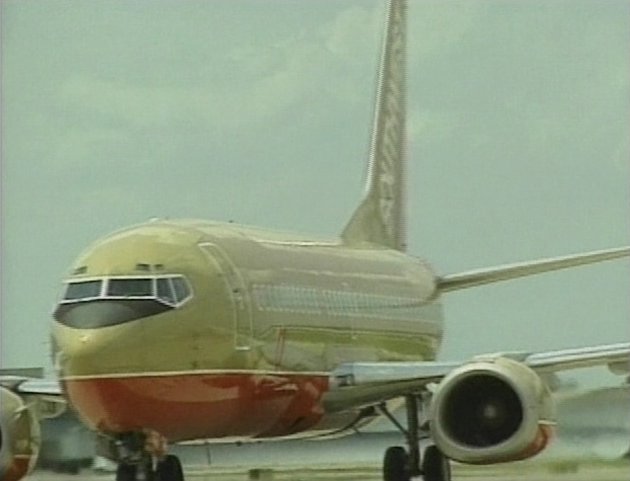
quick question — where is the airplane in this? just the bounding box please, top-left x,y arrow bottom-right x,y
1,1 -> 629,481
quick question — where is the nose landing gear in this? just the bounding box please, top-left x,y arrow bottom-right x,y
112,430 -> 185,481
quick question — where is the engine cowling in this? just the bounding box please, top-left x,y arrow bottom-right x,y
430,357 -> 555,464
0,387 -> 41,481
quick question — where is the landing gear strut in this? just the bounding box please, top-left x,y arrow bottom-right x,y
380,394 -> 451,481
112,430 -> 185,481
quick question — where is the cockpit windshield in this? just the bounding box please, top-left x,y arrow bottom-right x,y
61,275 -> 192,307
107,278 -> 153,297
64,280 -> 102,300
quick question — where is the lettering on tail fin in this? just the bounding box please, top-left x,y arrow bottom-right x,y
342,0 -> 407,251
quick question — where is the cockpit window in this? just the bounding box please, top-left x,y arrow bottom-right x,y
60,275 -> 192,308
171,277 -> 191,303
64,280 -> 102,300
107,278 -> 153,297
156,278 -> 176,305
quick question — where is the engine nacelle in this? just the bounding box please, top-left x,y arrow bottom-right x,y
430,357 -> 555,464
0,387 -> 41,481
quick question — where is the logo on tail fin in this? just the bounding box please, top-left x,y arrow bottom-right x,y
377,7 -> 404,239
342,0 -> 407,251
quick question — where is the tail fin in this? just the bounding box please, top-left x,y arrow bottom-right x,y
341,0 -> 407,251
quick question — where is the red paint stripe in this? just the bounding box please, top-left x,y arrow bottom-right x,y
64,372 -> 329,441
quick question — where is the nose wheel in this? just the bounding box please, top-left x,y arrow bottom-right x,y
379,394 -> 451,481
112,431 -> 185,481
155,454 -> 185,481
116,455 -> 184,481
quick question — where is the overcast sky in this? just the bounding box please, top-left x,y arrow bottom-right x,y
2,0 -> 629,385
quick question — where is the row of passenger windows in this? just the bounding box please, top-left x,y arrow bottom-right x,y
62,276 -> 192,307
252,284 -> 428,321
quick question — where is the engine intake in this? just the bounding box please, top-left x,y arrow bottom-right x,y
430,357 -> 554,464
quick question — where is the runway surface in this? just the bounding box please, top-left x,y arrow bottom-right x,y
28,461 -> 629,481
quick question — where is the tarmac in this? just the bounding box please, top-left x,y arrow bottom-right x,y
28,388 -> 630,481
27,461 -> 630,481
27,427 -> 630,481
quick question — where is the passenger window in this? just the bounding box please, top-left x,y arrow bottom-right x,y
64,280 -> 102,300
157,278 -> 176,304
171,277 -> 190,303
107,278 -> 152,297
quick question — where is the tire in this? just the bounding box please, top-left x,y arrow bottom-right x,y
156,454 -> 185,481
116,463 -> 137,481
422,445 -> 451,481
63,461 -> 80,475
383,446 -> 410,481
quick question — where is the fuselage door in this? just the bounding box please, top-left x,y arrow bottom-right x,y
198,242 -> 253,351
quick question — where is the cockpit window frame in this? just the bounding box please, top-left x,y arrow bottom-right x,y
60,274 -> 193,308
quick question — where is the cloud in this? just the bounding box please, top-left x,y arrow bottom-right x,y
47,3 -> 383,164
408,1 -> 482,62
408,109 -> 455,150
324,4 -> 382,62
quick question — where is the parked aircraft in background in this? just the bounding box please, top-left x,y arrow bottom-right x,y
1,1 -> 629,481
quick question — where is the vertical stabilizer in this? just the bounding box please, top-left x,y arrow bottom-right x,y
341,0 -> 407,251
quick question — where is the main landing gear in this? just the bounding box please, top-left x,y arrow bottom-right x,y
380,395 -> 451,481
112,430 -> 185,481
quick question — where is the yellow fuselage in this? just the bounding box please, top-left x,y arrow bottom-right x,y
52,220 -> 443,441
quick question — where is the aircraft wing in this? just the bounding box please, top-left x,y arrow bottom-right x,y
0,376 -> 62,395
12,379 -> 62,396
323,342 -> 630,412
1,376 -> 65,418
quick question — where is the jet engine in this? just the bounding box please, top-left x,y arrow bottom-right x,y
0,387 -> 40,481
430,357 -> 555,464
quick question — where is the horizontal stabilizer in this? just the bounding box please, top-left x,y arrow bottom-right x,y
437,246 -> 630,293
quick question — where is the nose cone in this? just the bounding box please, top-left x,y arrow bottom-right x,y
51,221 -> 243,437
52,321 -> 134,377
52,222 -> 206,374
